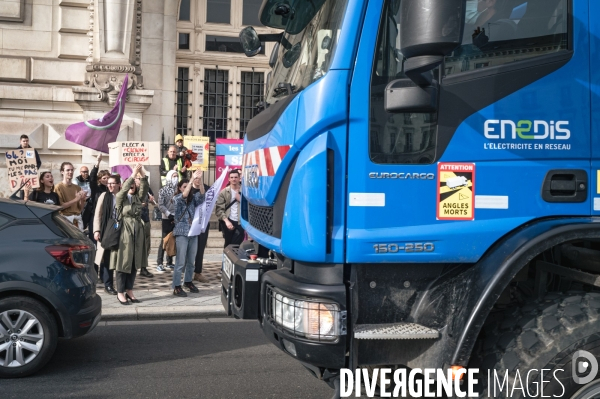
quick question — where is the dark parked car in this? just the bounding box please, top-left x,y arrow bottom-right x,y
0,198 -> 101,378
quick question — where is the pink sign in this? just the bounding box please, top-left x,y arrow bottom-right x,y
216,139 -> 243,190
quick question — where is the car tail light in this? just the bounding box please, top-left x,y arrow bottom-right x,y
45,245 -> 92,269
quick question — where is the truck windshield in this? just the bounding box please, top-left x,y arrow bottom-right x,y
266,0 -> 348,104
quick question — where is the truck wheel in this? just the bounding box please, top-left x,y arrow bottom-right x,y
469,292 -> 600,398
0,296 -> 58,378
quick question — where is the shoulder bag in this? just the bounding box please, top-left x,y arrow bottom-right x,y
162,201 -> 194,257
218,198 -> 238,233
101,208 -> 122,251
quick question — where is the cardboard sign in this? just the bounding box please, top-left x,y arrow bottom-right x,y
437,163 -> 475,221
5,148 -> 39,189
183,136 -> 210,171
108,141 -> 161,167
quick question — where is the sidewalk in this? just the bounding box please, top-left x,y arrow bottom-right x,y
98,258 -> 227,321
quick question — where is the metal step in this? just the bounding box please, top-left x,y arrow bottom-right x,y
354,323 -> 439,340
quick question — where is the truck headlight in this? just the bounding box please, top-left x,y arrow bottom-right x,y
269,288 -> 345,342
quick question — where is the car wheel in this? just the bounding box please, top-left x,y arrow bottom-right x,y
0,296 -> 58,378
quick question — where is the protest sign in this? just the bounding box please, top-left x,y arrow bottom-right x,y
5,148 -> 39,189
188,167 -> 229,236
183,136 -> 210,171
108,141 -> 161,167
216,139 -> 243,190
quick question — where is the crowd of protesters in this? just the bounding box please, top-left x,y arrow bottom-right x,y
17,133 -> 246,301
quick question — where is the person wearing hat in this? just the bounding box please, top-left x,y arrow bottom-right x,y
175,134 -> 188,158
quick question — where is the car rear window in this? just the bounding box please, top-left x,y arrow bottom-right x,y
52,212 -> 88,239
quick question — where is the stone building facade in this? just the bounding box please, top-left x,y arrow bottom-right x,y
0,0 -> 274,196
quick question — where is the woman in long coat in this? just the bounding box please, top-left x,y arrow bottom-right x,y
111,164 -> 148,305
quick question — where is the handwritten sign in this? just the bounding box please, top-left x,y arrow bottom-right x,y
5,148 -> 39,189
108,141 -> 161,167
183,136 -> 210,171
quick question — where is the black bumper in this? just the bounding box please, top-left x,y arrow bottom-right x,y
220,245 -> 348,370
68,293 -> 102,338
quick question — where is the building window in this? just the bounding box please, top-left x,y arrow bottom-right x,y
179,0 -> 191,21
203,69 -> 229,142
239,71 -> 265,137
242,0 -> 263,26
175,67 -> 191,136
179,33 -> 190,50
205,35 -> 264,54
206,0 -> 231,24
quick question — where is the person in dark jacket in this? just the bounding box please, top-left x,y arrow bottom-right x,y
85,154 -> 110,242
17,134 -> 42,199
18,135 -> 41,169
136,174 -> 155,278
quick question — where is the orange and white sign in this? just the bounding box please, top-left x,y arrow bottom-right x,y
242,145 -> 292,177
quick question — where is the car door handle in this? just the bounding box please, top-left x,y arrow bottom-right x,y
542,169 -> 587,203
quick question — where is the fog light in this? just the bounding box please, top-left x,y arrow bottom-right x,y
269,287 -> 345,342
282,339 -> 297,356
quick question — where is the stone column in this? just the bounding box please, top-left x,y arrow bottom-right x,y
72,0 -> 155,168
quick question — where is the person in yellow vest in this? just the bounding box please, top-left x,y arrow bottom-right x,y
160,145 -> 185,186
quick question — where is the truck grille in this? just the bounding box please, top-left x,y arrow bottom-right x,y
248,203 -> 274,236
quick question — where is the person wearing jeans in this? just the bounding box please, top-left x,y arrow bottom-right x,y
172,170 -> 205,297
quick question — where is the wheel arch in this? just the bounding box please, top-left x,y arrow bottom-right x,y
450,217 -> 600,366
0,283 -> 69,338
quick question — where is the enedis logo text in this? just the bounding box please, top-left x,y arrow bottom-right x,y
484,120 -> 570,140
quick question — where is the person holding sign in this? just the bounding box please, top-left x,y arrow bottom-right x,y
111,164 -> 149,305
18,135 -> 41,169
172,169 -> 205,297
55,162 -> 87,231
23,171 -> 60,205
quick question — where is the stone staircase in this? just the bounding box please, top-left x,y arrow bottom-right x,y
149,217 -> 225,263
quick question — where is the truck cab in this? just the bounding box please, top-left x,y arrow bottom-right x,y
221,0 -> 600,396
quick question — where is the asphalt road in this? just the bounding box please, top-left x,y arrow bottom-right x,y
3,319 -> 334,399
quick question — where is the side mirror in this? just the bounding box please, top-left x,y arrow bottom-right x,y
385,79 -> 437,113
239,26 -> 262,57
400,0 -> 464,85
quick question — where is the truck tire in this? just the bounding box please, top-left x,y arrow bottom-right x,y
469,292 -> 600,398
0,296 -> 58,378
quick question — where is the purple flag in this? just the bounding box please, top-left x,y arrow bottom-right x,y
66,75 -> 128,154
111,165 -> 133,180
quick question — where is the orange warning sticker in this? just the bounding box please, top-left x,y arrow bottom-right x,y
437,163 -> 475,220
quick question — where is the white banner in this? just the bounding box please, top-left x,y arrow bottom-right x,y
188,167 -> 229,237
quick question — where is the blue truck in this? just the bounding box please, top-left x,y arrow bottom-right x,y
220,0 -> 600,396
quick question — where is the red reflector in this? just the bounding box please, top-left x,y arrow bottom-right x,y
79,320 -> 92,328
45,245 -> 90,269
